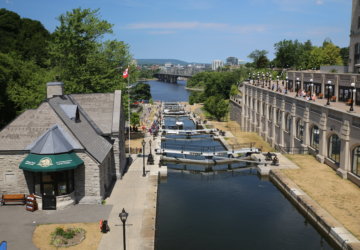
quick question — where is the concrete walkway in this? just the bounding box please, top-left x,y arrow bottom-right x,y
98,135 -> 164,250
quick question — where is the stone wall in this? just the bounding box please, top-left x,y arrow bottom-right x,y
0,153 -> 32,195
75,152 -> 102,204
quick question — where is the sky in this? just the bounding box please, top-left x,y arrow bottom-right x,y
1,0 -> 351,63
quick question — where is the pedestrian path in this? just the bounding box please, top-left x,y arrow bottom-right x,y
99,135 -> 163,250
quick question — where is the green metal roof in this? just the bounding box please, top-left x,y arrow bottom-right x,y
19,152 -> 83,172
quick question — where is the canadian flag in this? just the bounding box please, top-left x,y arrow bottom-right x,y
122,68 -> 129,79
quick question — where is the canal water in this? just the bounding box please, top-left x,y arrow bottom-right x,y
150,80 -> 335,249
148,80 -> 190,102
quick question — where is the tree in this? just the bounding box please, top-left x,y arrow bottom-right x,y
340,47 -> 349,66
130,112 -> 140,127
248,50 -> 269,68
204,95 -> 228,121
49,8 -> 132,94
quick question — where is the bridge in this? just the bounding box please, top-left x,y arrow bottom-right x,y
154,67 -> 206,83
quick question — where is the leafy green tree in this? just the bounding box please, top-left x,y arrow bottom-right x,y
340,47 -> 349,66
130,112 -> 140,127
49,8 -> 132,94
204,95 -> 228,121
130,82 -> 151,102
248,50 -> 269,68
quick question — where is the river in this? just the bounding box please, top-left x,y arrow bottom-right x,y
149,79 -> 335,250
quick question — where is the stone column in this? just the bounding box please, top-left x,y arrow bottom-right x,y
289,103 -> 296,153
302,107 -> 310,147
242,87 -> 249,131
337,120 -> 351,179
258,92 -> 263,132
316,112 -> 327,163
279,100 -> 285,147
263,94 -> 269,142
271,98 -> 277,147
253,91 -> 258,132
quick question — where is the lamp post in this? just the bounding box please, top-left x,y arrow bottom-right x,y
252,73 -> 255,84
276,76 -> 279,91
296,77 -> 300,97
326,80 -> 332,105
142,139 -> 146,177
119,208 -> 129,250
257,73 -> 260,84
350,82 -> 356,112
266,72 -> 269,86
309,78 -> 313,101
285,76 -> 289,92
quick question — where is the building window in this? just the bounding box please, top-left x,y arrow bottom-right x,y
33,170 -> 75,196
269,106 -> 273,120
276,109 -> 281,126
262,103 -> 266,117
311,125 -> 320,149
328,134 -> 341,164
352,146 -> 360,176
296,119 -> 304,141
285,113 -> 291,132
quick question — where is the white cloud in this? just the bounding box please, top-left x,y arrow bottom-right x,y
315,0 -> 324,5
125,21 -> 267,34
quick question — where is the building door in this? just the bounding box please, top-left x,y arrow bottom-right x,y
42,173 -> 56,210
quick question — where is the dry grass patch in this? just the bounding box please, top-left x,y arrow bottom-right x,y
33,223 -> 101,250
281,154 -> 360,239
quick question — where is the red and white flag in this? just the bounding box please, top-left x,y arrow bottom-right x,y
122,68 -> 129,79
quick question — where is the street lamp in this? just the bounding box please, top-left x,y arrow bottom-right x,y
276,76 -> 279,91
309,78 -> 313,101
285,76 -> 289,92
119,208 -> 129,250
142,139 -> 146,177
326,80 -> 332,105
252,73 -> 255,84
350,82 -> 356,112
257,73 -> 260,84
296,77 -> 300,97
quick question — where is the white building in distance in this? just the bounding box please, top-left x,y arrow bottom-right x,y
212,60 -> 224,71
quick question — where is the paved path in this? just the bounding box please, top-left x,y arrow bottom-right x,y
99,135 -> 163,250
0,204 -> 112,250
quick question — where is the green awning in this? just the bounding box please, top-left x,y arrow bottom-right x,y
19,152 -> 83,172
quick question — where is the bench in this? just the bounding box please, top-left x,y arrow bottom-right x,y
1,194 -> 26,205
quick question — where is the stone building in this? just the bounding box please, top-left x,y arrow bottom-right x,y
230,72 -> 360,187
0,82 -> 126,209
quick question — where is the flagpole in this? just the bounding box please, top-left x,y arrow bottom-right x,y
128,71 -> 131,158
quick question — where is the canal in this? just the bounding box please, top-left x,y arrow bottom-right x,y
148,80 -> 335,249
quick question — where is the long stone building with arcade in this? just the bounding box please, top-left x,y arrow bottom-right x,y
0,82 -> 126,209
230,71 -> 360,187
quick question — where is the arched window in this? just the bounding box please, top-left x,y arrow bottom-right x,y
296,119 -> 304,141
269,106 -> 273,121
285,113 -> 291,132
352,146 -> 360,176
328,134 -> 341,164
310,125 -> 320,149
276,109 -> 281,125
262,103 -> 266,117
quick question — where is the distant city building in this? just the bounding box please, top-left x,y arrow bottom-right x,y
226,57 -> 239,66
349,0 -> 360,73
164,62 -> 173,68
212,60 -> 224,70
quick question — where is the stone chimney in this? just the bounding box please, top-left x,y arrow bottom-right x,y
46,81 -> 64,98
